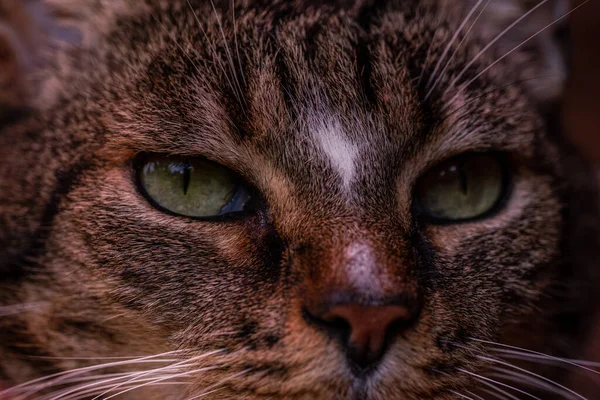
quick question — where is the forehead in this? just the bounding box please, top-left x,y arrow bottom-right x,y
100,0 -> 539,209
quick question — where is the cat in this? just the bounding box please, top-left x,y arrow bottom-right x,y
1,0 -> 599,399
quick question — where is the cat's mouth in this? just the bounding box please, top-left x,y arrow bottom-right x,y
191,351 -> 473,400
197,370 -> 469,400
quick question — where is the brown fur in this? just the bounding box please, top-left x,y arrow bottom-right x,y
0,0 -> 598,399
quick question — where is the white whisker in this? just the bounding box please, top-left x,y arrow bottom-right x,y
444,0 -> 590,106
186,368 -> 252,400
495,349 -> 600,372
478,382 -> 521,400
443,0 -> 551,99
464,390 -> 486,400
70,382 -> 188,400
458,368 -> 542,399
424,0 -> 487,98
45,377 -> 191,400
231,0 -> 246,88
184,0 -> 243,107
489,368 -> 581,400
425,0 -> 492,101
449,390 -> 476,399
478,355 -> 587,400
39,374 -> 182,400
443,75 -> 558,116
40,366 -> 189,400
209,0 -> 246,108
101,366 -> 219,400
99,313 -> 128,323
10,372 -> 132,400
472,338 -> 600,376
0,350 -> 187,398
89,349 -> 225,400
24,356 -> 180,361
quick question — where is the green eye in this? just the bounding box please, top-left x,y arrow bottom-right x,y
414,153 -> 507,222
138,156 -> 252,218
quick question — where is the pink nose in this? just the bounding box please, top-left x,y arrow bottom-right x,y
306,302 -> 417,369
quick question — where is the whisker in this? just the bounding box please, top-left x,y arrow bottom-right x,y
424,0 -> 490,100
158,20 -> 208,88
494,349 -> 600,371
88,350 -> 225,400
68,382 -> 189,400
24,356 -> 180,361
185,368 -> 252,400
0,350 -> 188,398
489,368 -> 581,400
442,75 -> 559,116
209,0 -> 246,109
478,355 -> 587,400
458,368 -> 542,399
425,0 -> 485,88
444,0 -> 590,106
478,388 -> 509,400
426,0 -> 493,101
37,374 -> 174,400
449,390 -> 476,400
443,0 -> 551,99
101,366 -> 219,400
471,338 -> 600,376
9,372 -> 133,399
99,312 -> 129,323
464,390 -> 486,400
37,360 -> 198,400
183,0 -> 243,108
477,381 -> 521,400
35,368 -> 186,400
231,0 -> 246,88
43,376 -> 191,400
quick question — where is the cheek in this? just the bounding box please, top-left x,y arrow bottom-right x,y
49,167 -> 283,330
422,172 -> 562,310
426,171 -> 561,261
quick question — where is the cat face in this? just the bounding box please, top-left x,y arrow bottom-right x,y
0,0 -> 596,399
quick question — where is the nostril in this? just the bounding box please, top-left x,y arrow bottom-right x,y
303,308 -> 353,342
322,315 -> 352,333
303,302 -> 418,371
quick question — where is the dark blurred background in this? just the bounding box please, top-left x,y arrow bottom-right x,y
566,1 -> 600,394
565,0 -> 600,162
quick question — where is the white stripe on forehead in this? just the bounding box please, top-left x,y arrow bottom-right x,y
311,116 -> 359,191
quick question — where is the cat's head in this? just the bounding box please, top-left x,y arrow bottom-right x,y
1,0 -> 597,399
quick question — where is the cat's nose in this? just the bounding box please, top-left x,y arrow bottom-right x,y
305,302 -> 416,369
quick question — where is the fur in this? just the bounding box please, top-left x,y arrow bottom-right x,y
0,0 -> 598,399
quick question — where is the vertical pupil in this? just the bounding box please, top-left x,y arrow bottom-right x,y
457,162 -> 468,195
183,160 -> 191,195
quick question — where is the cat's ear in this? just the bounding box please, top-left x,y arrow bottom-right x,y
476,0 -> 571,108
0,1 -> 146,111
0,0 -> 44,119
0,0 -> 85,116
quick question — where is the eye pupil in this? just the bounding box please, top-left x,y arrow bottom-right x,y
458,164 -> 468,195
183,160 -> 191,195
